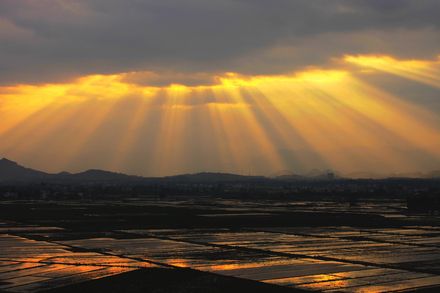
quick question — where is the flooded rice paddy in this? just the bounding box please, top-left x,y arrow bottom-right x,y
0,199 -> 439,292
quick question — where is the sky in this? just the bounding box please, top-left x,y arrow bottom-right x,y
0,0 -> 440,177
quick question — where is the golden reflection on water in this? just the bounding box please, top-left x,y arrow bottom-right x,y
167,258 -> 190,268
302,278 -> 352,291
206,262 -> 275,271
265,273 -> 342,286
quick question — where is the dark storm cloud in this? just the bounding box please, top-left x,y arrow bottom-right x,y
0,0 -> 439,84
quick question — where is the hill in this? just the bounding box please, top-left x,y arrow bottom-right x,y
0,158 -> 49,181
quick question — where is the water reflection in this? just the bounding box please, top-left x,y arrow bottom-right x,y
1,219 -> 440,292
0,234 -> 151,292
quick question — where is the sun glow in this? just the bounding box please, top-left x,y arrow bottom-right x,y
1,55 -> 440,175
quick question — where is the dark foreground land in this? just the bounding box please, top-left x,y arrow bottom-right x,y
37,268 -> 440,293
0,196 -> 440,292
40,268 -> 306,293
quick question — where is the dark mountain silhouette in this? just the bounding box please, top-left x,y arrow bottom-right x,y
270,170 -> 304,180
0,158 -> 262,184
164,172 -> 265,183
275,169 -> 340,181
274,173 -> 305,181
0,158 -> 49,181
1,157 -> 439,184
68,169 -> 140,181
0,158 -> 141,183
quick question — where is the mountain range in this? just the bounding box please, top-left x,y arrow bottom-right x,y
0,158 -> 266,184
0,158 -> 439,184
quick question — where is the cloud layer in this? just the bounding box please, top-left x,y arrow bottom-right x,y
1,0 -> 440,84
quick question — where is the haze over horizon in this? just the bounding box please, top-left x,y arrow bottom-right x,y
1,0 -> 440,176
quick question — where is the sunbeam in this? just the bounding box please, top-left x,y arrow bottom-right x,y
1,55 -> 439,175
345,55 -> 440,89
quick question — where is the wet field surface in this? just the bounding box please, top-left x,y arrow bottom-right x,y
0,228 -> 155,292
0,198 -> 439,292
